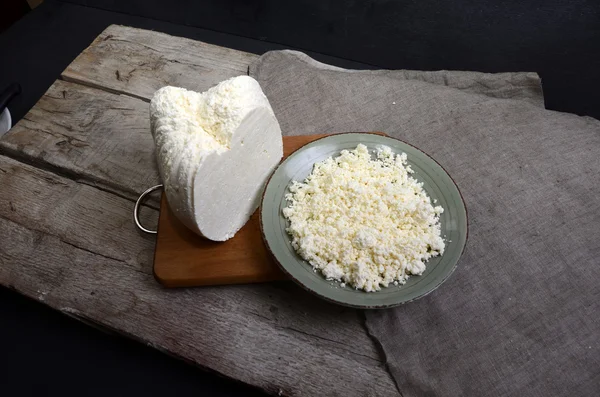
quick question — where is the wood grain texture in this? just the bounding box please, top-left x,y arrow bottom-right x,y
61,24 -> 259,101
0,79 -> 158,202
0,25 -> 399,396
0,152 -> 398,395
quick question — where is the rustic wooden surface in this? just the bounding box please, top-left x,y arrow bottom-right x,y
0,25 -> 399,397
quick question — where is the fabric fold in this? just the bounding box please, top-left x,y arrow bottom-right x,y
250,50 -> 600,397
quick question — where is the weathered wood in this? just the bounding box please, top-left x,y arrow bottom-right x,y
62,25 -> 259,101
0,155 -> 398,396
0,155 -> 156,273
0,79 -> 159,202
0,25 -> 400,396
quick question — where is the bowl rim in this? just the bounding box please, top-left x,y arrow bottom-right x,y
259,132 -> 469,309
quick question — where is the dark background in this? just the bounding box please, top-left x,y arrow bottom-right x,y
1,1 -> 599,395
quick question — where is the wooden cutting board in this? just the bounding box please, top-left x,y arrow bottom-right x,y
154,133 -> 386,287
153,134 -> 329,287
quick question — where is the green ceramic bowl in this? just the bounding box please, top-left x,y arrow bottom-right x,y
260,133 -> 468,308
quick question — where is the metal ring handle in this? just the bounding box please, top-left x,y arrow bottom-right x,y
134,184 -> 163,234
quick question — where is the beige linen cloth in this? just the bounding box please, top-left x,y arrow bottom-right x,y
250,50 -> 600,397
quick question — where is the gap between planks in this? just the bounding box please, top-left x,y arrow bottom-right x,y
60,25 -> 259,102
0,24 -> 398,395
0,142 -> 158,209
59,74 -> 152,103
0,79 -> 162,208
0,146 -> 396,396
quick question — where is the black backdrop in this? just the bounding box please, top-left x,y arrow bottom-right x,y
52,0 -> 600,118
1,1 -> 599,396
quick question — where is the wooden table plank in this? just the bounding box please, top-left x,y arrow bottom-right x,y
62,25 -> 259,101
0,79 -> 159,201
0,25 -> 400,396
0,155 -> 156,273
0,154 -> 398,396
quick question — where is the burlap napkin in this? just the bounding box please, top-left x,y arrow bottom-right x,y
250,50 -> 600,397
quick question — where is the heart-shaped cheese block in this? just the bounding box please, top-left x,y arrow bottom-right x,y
150,76 -> 283,241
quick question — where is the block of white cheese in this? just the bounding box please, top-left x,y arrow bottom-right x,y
150,76 -> 283,241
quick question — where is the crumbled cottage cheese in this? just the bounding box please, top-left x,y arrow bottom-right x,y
282,144 -> 445,292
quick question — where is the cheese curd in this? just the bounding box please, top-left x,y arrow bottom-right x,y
150,76 -> 283,241
282,144 -> 444,292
